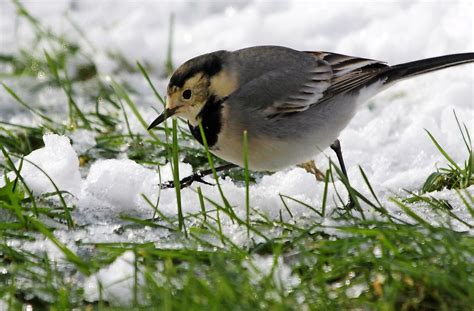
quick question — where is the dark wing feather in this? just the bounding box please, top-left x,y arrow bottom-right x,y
262,58 -> 334,117
307,51 -> 389,102
228,48 -> 389,120
262,52 -> 389,119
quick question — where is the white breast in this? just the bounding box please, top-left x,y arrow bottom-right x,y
212,81 -> 386,171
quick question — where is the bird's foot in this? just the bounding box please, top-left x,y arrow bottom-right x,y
298,160 -> 325,181
160,171 -> 214,189
345,198 -> 356,210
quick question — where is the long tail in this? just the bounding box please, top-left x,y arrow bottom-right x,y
384,53 -> 474,84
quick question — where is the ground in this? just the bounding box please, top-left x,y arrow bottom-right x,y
0,0 -> 473,309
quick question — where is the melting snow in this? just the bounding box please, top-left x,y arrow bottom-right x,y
0,0 -> 473,305
84,251 -> 142,306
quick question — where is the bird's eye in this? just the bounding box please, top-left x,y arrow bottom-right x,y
182,89 -> 192,100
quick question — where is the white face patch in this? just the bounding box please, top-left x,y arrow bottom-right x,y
166,73 -> 210,124
177,104 -> 205,126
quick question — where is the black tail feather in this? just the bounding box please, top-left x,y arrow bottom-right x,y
384,53 -> 474,84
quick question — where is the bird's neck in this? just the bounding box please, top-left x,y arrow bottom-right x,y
187,95 -> 227,147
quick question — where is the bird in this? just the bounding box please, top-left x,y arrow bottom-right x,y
147,45 -> 473,187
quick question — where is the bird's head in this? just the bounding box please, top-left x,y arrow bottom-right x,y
147,50 -> 238,130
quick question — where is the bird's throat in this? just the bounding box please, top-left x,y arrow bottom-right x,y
188,95 -> 227,148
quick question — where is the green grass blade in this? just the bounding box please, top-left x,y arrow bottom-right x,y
321,167 -> 330,218
28,217 -> 90,275
110,80 -> 161,143
165,13 -> 174,75
1,146 -> 39,216
1,83 -> 54,124
243,130 -> 250,236
136,61 -> 166,106
43,50 -> 92,129
21,158 -> 75,229
197,186 -> 207,222
172,118 -> 186,236
425,129 -> 463,173
197,123 -> 237,221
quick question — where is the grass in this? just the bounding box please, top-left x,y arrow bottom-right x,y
421,111 -> 473,193
1,2 -> 473,310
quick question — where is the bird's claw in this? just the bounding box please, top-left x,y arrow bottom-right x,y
159,171 -> 214,189
346,199 -> 355,210
180,172 -> 214,188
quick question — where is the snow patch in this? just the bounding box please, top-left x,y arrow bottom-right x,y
84,251 -> 142,306
243,254 -> 301,293
84,159 -> 158,212
15,134 -> 82,197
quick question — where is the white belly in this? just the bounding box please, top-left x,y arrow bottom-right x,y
212,82 -> 385,171
212,135 -> 331,171
212,110 -> 340,171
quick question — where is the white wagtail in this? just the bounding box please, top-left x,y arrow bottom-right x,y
147,46 -> 473,186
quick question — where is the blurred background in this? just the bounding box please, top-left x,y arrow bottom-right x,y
2,0 -> 473,75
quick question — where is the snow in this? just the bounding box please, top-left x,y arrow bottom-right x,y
69,129 -> 96,155
84,251 -> 142,306
19,239 -> 66,262
243,254 -> 301,293
84,159 -> 158,213
0,299 -> 8,311
0,0 -> 473,306
12,134 -> 82,197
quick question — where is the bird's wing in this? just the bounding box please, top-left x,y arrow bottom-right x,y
260,58 -> 334,117
307,51 -> 389,102
228,51 -> 388,119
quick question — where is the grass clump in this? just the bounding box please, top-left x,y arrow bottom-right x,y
421,111 -> 473,193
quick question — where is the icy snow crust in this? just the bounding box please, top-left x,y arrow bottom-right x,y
1,0 -> 473,306
11,132 -> 474,235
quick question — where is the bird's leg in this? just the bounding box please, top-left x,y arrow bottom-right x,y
330,139 -> 355,208
330,140 -> 348,178
297,160 -> 325,181
160,163 -> 238,189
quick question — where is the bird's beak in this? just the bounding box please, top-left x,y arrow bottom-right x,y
147,106 -> 178,130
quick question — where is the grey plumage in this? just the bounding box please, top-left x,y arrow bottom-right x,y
148,46 -> 474,172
